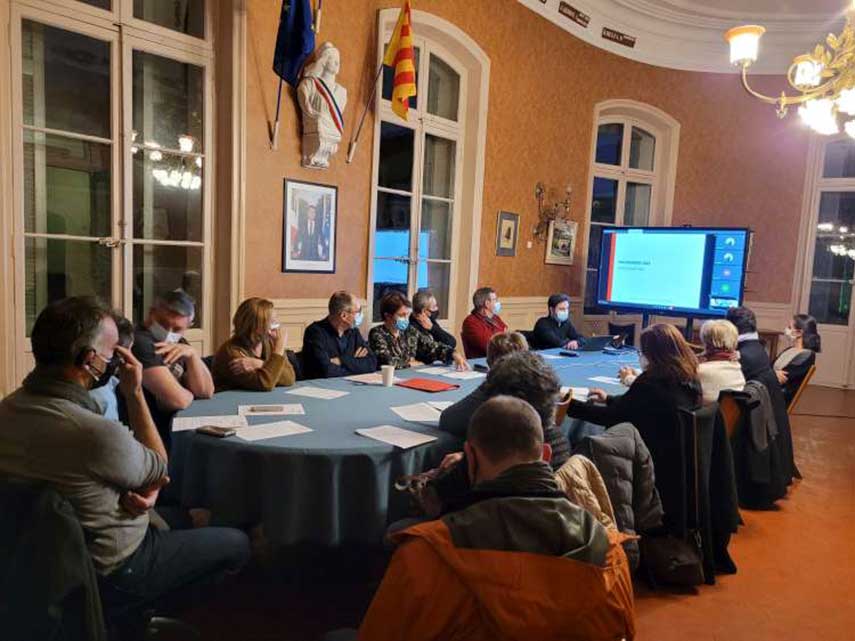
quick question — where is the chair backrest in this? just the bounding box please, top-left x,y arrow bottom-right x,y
554,390 -> 573,425
607,322 -> 636,347
676,404 -> 718,537
787,364 -> 817,415
717,390 -> 745,439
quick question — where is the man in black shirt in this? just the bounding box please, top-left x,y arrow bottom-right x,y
410,288 -> 457,349
302,291 -> 378,379
532,293 -> 582,350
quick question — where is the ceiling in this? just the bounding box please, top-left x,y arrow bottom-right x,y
519,0 -> 852,73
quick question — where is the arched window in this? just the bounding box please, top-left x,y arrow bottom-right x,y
368,10 -> 490,330
582,101 -> 680,316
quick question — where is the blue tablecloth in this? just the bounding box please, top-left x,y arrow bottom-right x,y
172,348 -> 638,547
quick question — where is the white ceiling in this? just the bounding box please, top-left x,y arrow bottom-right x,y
519,0 -> 852,73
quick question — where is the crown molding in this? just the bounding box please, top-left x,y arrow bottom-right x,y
519,0 -> 848,74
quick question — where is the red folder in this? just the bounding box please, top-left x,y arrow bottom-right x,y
395,378 -> 460,393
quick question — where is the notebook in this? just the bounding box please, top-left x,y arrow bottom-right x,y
395,378 -> 460,393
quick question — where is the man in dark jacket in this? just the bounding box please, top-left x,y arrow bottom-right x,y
302,291 -> 378,379
532,293 -> 583,350
410,289 -> 457,349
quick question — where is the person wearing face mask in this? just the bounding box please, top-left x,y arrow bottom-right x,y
302,291 -> 378,379
774,313 -> 822,407
0,298 -> 250,635
343,396 -> 633,641
531,293 -> 583,350
89,313 -> 135,422
212,297 -> 296,391
369,291 -> 469,370
461,287 -> 508,359
128,289 -> 214,450
410,288 -> 457,349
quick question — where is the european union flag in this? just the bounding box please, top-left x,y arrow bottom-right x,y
272,0 -> 315,87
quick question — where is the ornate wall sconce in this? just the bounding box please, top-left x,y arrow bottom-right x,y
533,182 -> 572,241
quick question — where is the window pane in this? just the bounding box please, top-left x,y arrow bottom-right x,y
808,281 -> 852,325
79,0 -> 110,8
378,122 -> 414,191
587,224 -> 608,269
823,140 -> 855,178
420,262 -> 451,317
420,200 -> 452,259
24,131 -> 111,237
423,135 -> 456,198
584,269 -> 607,315
132,51 -> 204,152
812,193 -> 855,280
22,21 -> 110,139
375,192 -> 411,257
625,183 -> 652,226
811,237 -> 855,281
25,238 -> 111,335
630,127 -> 655,171
595,123 -> 623,165
427,54 -> 459,121
591,177 -> 618,223
132,244 -> 203,326
372,260 -> 408,322
133,150 -> 203,241
134,0 -> 205,38
382,47 -> 419,109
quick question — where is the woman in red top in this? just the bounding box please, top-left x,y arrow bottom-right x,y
461,287 -> 508,358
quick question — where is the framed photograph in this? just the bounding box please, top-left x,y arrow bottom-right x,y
496,211 -> 520,257
282,179 -> 337,273
545,219 -> 577,265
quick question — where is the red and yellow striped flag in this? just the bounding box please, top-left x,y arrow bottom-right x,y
383,1 -> 417,120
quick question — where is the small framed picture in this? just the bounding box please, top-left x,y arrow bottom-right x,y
545,219 -> 577,265
496,211 -> 520,257
282,179 -> 337,273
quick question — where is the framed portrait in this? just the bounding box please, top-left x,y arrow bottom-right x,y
282,179 -> 337,273
545,219 -> 577,265
496,211 -> 520,257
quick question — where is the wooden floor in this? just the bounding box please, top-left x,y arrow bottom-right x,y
182,387 -> 855,641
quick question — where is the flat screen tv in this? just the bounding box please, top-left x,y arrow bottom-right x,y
594,226 -> 751,318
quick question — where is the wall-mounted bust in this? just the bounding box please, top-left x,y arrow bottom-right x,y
298,42 -> 348,169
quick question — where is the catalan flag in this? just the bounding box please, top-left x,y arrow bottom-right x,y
383,1 -> 417,120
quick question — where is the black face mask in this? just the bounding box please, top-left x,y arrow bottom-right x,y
429,310 -> 440,322
91,355 -> 122,390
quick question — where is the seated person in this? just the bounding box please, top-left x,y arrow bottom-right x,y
531,292 -> 583,350
410,288 -> 456,349
352,396 -> 635,641
301,291 -> 377,379
0,298 -> 250,630
697,319 -> 746,405
90,313 -> 134,422
460,286 -> 507,359
128,290 -> 214,449
369,291 -> 468,370
212,297 -> 296,391
774,313 -> 821,407
438,331 -> 528,437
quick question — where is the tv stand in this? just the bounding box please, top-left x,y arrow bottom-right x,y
640,312 -> 695,343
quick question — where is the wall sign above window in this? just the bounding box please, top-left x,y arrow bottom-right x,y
602,27 -> 636,49
559,2 -> 590,29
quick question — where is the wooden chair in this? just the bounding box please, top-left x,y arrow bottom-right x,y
554,390 -> 573,426
787,364 -> 817,415
717,390 -> 745,439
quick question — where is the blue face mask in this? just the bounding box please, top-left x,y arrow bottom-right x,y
555,309 -> 569,323
353,312 -> 364,328
493,301 -> 502,314
395,317 -> 410,332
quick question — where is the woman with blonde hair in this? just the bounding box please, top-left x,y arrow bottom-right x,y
212,297 -> 296,391
697,319 -> 746,404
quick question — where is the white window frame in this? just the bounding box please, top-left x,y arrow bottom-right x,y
8,0 -> 214,380
367,33 -> 467,324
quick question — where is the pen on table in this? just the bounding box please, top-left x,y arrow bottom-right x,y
249,406 -> 284,413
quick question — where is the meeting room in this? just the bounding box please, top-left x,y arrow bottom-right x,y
1,1 -> 854,640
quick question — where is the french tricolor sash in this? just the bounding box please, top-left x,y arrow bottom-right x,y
313,77 -> 344,135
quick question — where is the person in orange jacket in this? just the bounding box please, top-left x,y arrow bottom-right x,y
344,395 -> 636,641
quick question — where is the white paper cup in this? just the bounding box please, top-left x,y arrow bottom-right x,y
381,365 -> 395,387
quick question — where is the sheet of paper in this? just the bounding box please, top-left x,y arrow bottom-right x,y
589,376 -> 622,386
344,372 -> 401,385
540,354 -> 562,360
173,414 -> 248,432
391,403 -> 442,424
570,387 -> 590,399
418,366 -> 451,375
235,420 -> 313,442
284,386 -> 350,400
238,403 -> 305,417
442,370 -> 486,380
427,401 -> 454,411
356,425 -> 438,449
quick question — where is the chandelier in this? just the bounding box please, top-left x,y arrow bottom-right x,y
725,3 -> 855,136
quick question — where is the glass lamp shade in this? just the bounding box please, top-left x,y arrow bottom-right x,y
724,25 -> 766,66
793,56 -> 824,89
798,99 -> 839,135
838,88 -> 855,116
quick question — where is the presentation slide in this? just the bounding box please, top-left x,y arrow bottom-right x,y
596,227 -> 749,317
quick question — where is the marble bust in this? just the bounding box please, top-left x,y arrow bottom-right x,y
298,42 -> 348,169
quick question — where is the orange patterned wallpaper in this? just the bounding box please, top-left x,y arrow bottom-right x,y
244,0 -> 810,304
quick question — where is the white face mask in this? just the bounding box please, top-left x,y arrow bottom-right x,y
639,355 -> 649,371
270,321 -> 281,331
151,320 -> 182,344
784,327 -> 796,340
